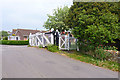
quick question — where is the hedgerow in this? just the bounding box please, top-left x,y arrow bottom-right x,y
0,40 -> 29,45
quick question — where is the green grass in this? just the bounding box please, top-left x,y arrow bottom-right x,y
58,50 -> 119,71
39,45 -> 43,48
46,44 -> 59,52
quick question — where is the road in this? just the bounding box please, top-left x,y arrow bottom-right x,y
2,45 -> 118,78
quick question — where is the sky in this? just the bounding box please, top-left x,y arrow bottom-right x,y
1,0 -> 73,31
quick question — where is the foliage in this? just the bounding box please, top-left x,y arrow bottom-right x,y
43,6 -> 69,32
104,46 -> 117,51
46,44 -> 59,52
61,51 -> 119,71
80,44 -> 118,61
0,40 -> 29,45
65,2 -> 119,49
79,42 -> 95,52
0,31 -> 8,37
3,37 -> 8,40
94,47 -> 112,60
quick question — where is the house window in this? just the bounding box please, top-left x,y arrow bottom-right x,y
24,36 -> 28,40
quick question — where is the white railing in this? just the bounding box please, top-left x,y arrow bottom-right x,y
59,34 -> 77,50
29,32 -> 78,50
29,33 -> 54,47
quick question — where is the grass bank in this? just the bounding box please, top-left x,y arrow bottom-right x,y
58,50 -> 119,71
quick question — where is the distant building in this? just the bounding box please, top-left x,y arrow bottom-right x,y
8,29 -> 45,40
7,31 -> 12,36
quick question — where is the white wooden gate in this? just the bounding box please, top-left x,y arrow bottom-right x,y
29,33 -> 54,47
59,34 -> 77,50
29,32 -> 78,50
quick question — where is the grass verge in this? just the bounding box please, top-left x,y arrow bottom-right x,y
58,50 -> 119,71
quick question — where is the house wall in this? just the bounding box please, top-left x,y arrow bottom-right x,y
8,36 -> 20,40
15,31 -> 24,40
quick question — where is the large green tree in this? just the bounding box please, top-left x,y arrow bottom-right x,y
43,6 -> 69,32
65,2 -> 120,48
0,31 -> 8,37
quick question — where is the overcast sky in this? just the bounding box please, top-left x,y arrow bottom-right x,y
1,0 -> 73,31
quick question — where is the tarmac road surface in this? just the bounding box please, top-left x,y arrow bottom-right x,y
1,45 -> 118,78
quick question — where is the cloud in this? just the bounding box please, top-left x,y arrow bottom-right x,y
2,0 -> 73,31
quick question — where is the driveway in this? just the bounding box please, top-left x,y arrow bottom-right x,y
2,45 -> 118,78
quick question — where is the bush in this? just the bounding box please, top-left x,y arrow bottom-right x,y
3,37 -> 8,40
94,47 -> 112,60
80,44 -> 119,61
0,40 -> 29,45
66,2 -> 119,48
104,46 -> 117,51
46,44 -> 59,52
79,42 -> 95,52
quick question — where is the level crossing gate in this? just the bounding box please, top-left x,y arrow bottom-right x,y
29,32 -> 78,50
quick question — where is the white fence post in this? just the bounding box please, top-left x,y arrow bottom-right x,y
35,34 -> 37,46
42,33 -> 45,47
59,34 -> 61,50
76,39 -> 79,51
51,33 -> 54,44
68,33 -> 70,51
29,33 -> 32,46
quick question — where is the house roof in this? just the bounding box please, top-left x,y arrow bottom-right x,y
12,29 -> 17,34
12,29 -> 42,36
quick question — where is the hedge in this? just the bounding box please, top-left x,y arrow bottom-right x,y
0,40 -> 29,45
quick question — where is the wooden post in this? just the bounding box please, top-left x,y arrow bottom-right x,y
59,34 -> 61,50
35,34 -> 37,46
29,33 -> 31,46
76,39 -> 79,51
51,33 -> 54,44
42,33 -> 45,47
68,33 -> 70,51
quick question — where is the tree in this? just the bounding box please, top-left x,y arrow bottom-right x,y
43,6 -> 69,32
65,2 -> 120,49
0,31 -> 8,37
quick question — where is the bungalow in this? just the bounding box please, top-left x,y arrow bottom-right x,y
8,29 -> 42,40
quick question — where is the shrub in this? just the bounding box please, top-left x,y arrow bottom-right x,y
79,42 -> 95,52
104,46 -> 117,51
66,2 -> 119,48
0,40 -> 29,45
46,44 -> 59,52
94,47 -> 112,60
3,37 -> 8,40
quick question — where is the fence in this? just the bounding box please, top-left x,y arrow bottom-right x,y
29,32 -> 78,50
59,34 -> 77,50
29,33 -> 54,47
